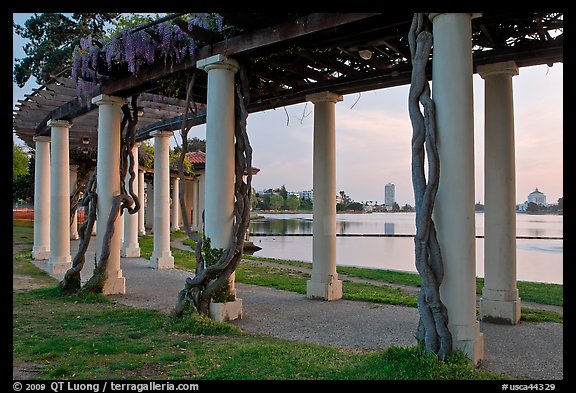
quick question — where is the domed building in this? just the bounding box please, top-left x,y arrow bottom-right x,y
527,187 -> 547,206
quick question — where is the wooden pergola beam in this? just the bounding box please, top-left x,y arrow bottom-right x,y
101,13 -> 380,97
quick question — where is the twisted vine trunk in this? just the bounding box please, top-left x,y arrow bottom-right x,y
70,165 -> 93,227
61,96 -> 140,294
61,172 -> 97,294
408,13 -> 453,358
174,64 -> 253,317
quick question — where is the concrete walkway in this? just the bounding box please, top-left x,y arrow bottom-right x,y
31,237 -> 563,380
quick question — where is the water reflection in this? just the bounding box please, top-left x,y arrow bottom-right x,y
250,212 -> 563,237
249,212 -> 563,284
384,222 -> 395,235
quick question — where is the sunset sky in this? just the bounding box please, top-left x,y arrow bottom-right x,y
13,13 -> 563,206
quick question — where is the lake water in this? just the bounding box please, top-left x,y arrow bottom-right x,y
248,212 -> 563,284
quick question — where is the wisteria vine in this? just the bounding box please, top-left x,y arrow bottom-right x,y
71,13 -> 224,95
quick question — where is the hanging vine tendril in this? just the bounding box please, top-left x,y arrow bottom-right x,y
60,96 -> 141,294
408,13 -> 453,359
173,63 -> 253,317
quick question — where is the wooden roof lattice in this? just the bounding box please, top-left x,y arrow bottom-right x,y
13,12 -> 563,151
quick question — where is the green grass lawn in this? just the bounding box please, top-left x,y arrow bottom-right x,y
11,222 -> 559,379
13,286 -> 506,380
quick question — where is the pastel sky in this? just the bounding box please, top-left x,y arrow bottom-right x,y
13,13 -> 563,206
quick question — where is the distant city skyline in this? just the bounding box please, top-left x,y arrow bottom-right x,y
12,14 -> 563,207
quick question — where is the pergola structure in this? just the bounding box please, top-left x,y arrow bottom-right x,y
13,12 -> 563,364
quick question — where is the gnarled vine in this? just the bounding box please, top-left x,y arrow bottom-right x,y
408,13 -> 452,359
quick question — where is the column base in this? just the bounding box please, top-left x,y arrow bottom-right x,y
171,225 -> 180,231
48,255 -> 72,274
121,243 -> 141,258
209,299 -> 243,322
480,297 -> 521,325
450,321 -> 484,365
32,246 -> 50,260
149,251 -> 174,269
102,269 -> 126,295
306,276 -> 342,300
71,233 -> 79,240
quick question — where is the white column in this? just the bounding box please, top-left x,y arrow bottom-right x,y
69,165 -> 79,240
92,94 -> 127,295
91,220 -> 97,236
197,54 -> 238,249
171,176 -> 180,231
306,91 -> 343,301
32,135 -> 51,260
192,176 -> 204,232
197,54 -> 243,321
145,181 -> 154,232
150,130 -> 174,269
138,169 -> 146,235
184,178 -> 193,228
47,120 -> 72,274
479,61 -> 521,324
428,12 -> 484,364
121,143 -> 141,257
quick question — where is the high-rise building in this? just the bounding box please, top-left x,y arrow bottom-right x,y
385,182 -> 395,207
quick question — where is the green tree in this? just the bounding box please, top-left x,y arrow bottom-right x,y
251,187 -> 258,210
299,198 -> 313,211
13,153 -> 35,203
256,194 -> 270,210
13,144 -> 29,179
339,190 -> 351,206
392,202 -> 401,212
279,184 -> 288,200
13,13 -> 120,87
269,194 -> 284,210
187,137 -> 206,152
526,201 -> 540,212
348,201 -> 364,211
285,194 -> 301,210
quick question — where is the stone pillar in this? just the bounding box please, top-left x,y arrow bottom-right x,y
171,176 -> 180,231
47,120 -> 72,274
138,169 -> 146,235
145,181 -> 154,232
428,12 -> 484,364
92,94 -> 127,294
197,54 -> 242,321
197,54 -> 238,249
192,176 -> 204,232
69,165 -> 79,240
121,143 -> 141,257
32,135 -> 51,260
150,130 -> 174,269
184,178 -> 193,228
478,61 -> 521,324
92,220 -> 97,236
306,91 -> 343,301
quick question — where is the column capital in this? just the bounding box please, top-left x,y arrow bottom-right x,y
427,13 -> 482,23
91,94 -> 127,107
478,61 -> 519,79
196,54 -> 239,74
306,91 -> 343,104
47,119 -> 72,129
150,130 -> 173,138
33,135 -> 51,143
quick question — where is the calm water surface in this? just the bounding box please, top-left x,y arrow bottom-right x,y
249,212 -> 563,284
